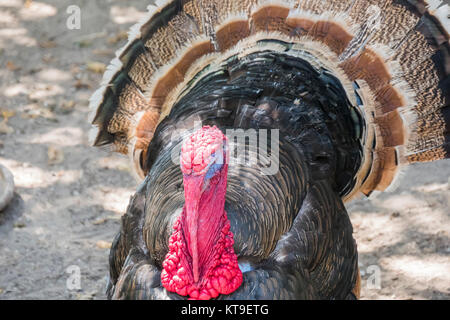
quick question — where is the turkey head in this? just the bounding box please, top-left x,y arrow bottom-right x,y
161,126 -> 242,300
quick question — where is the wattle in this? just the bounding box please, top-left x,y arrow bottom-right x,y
161,210 -> 243,300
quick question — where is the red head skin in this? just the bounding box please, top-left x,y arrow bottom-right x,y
161,126 -> 242,300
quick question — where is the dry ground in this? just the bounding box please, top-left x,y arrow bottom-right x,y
0,0 -> 449,300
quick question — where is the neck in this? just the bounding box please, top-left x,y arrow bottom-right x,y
183,173 -> 227,283
161,166 -> 242,300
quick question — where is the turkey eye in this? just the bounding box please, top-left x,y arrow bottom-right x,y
210,173 -> 220,184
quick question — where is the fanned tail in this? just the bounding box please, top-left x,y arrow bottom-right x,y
89,0 -> 449,199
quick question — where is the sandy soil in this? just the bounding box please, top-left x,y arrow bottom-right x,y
0,0 -> 449,300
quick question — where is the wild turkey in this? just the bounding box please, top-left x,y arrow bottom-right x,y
89,0 -> 449,299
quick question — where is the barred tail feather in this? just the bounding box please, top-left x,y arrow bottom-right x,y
89,0 -> 449,197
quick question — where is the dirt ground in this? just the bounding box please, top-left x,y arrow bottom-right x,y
0,0 -> 449,300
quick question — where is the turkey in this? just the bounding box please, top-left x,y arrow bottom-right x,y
89,0 -> 449,300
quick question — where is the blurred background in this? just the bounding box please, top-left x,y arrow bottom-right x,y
0,0 -> 448,299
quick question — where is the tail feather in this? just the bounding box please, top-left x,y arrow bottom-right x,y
89,0 -> 450,199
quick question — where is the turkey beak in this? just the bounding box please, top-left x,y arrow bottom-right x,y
183,175 -> 204,283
